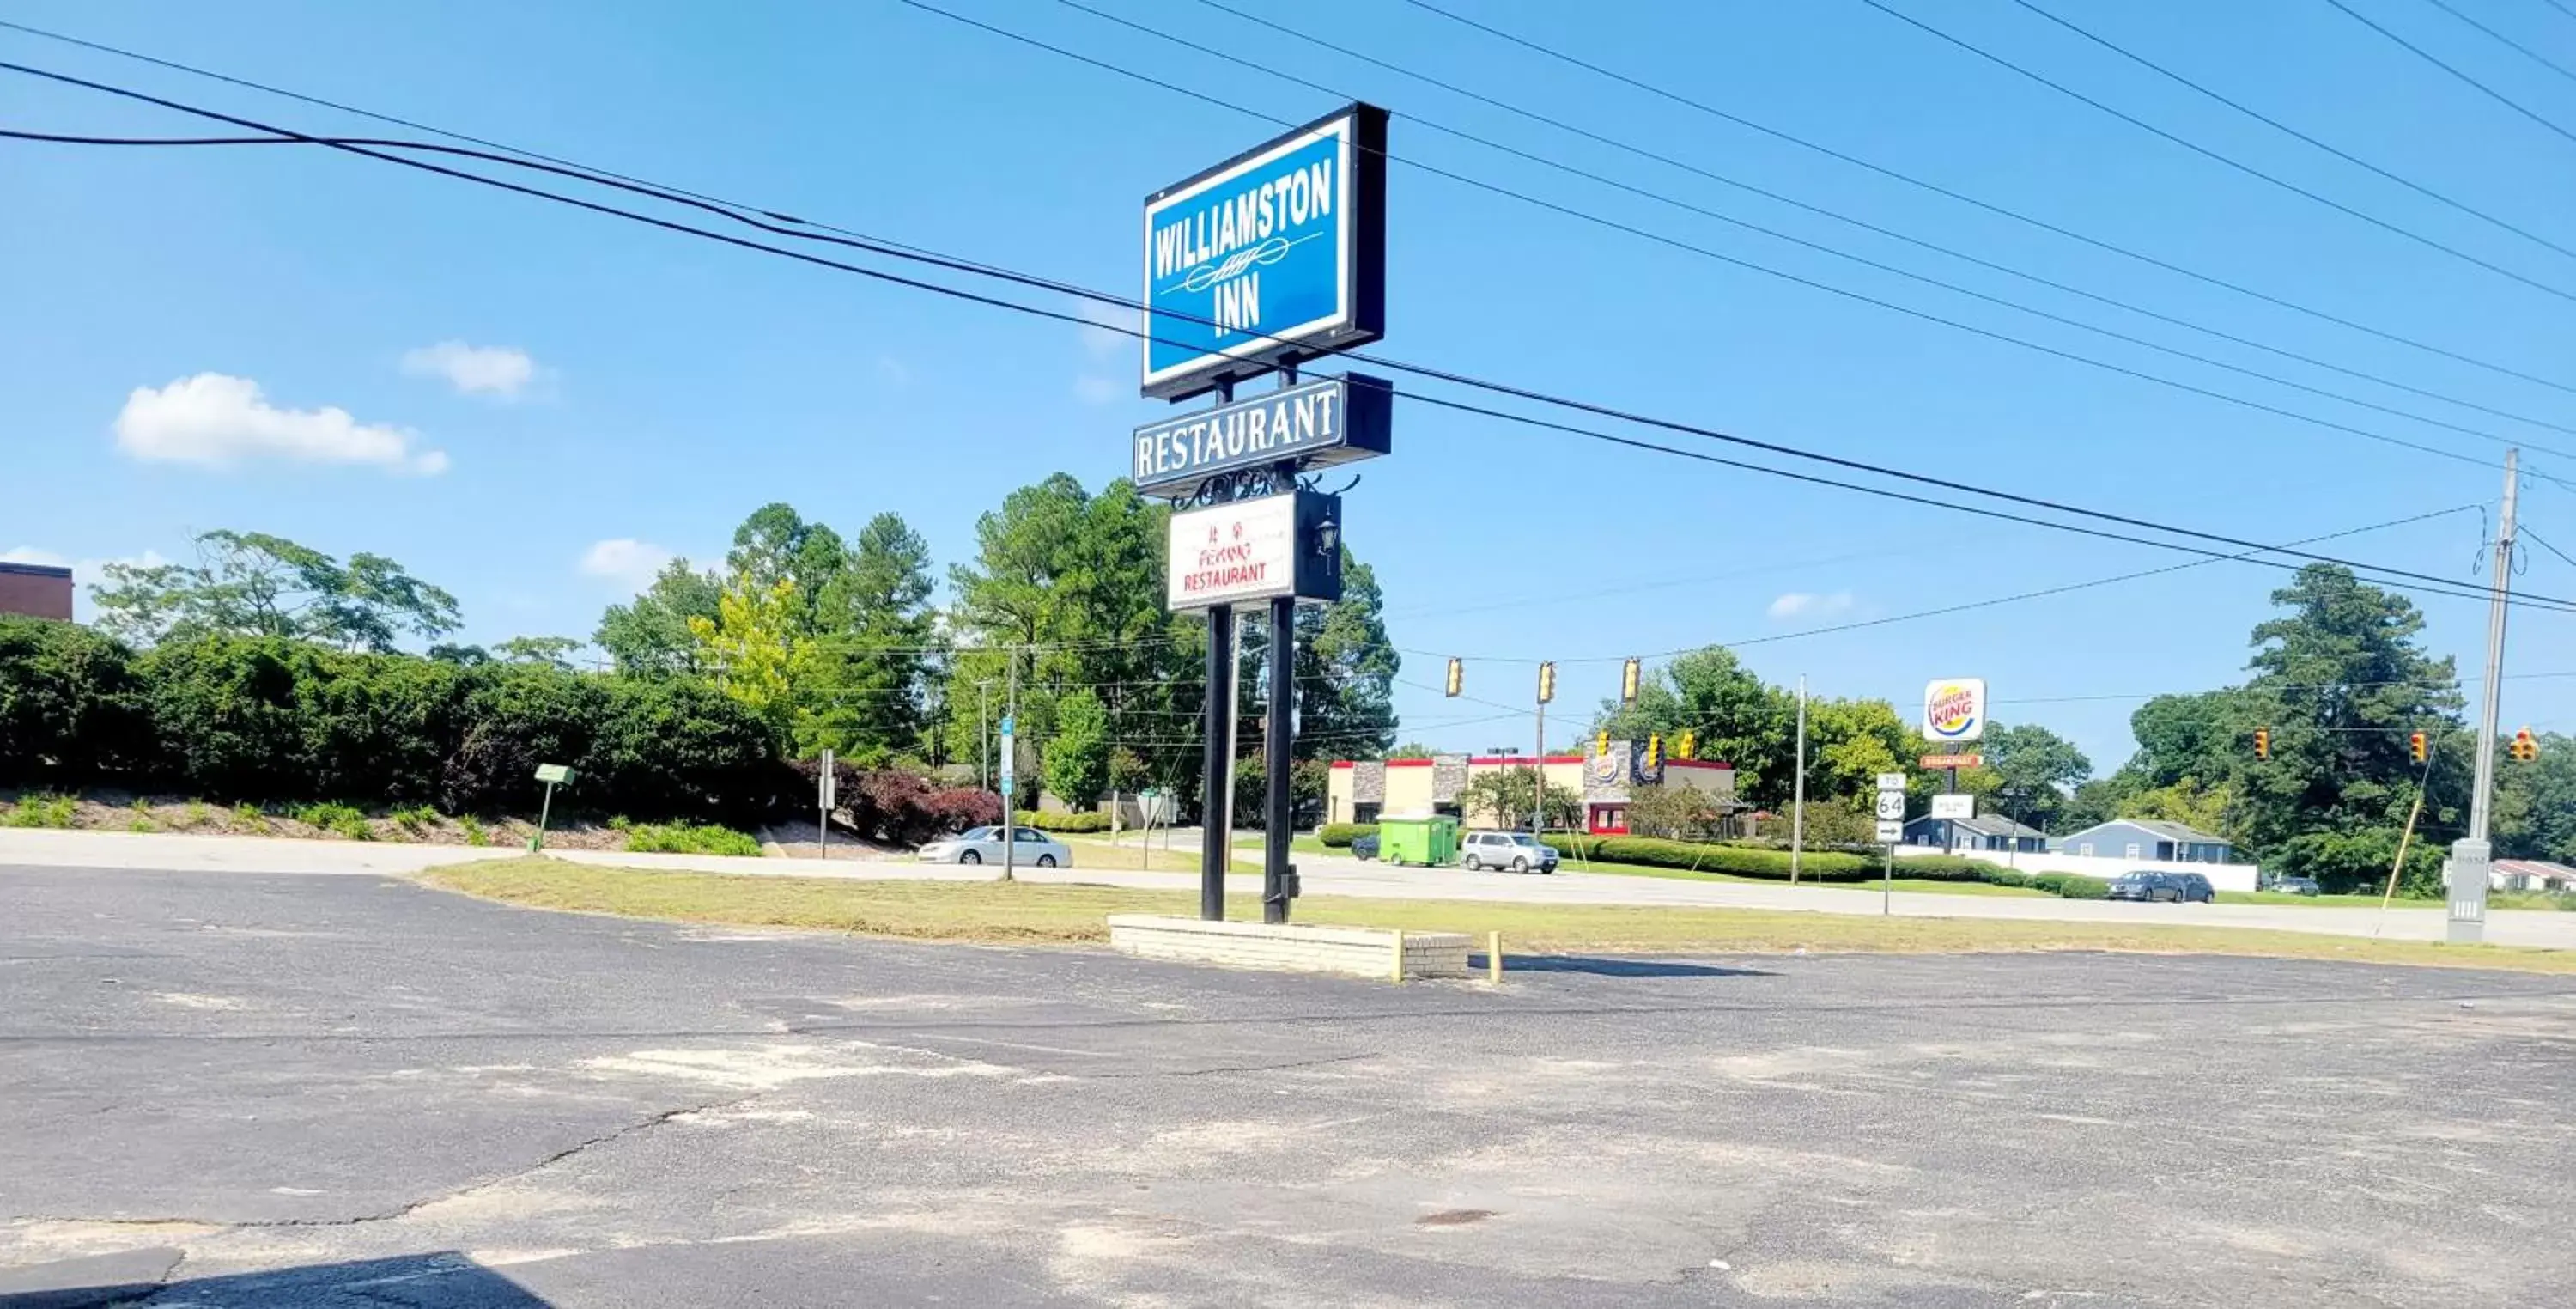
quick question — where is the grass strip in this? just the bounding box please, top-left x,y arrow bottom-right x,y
422,858 -> 2576,973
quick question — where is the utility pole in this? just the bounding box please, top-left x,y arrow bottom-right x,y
2451,449 -> 2518,943
1002,651 -> 1018,885
1531,702 -> 1546,844
1791,674 -> 1808,884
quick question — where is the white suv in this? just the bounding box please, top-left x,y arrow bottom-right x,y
1459,831 -> 1558,874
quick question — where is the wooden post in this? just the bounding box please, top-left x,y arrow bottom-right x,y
1390,928 -> 1406,984
1487,930 -> 1502,984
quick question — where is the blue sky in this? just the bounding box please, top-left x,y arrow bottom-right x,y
4,0 -> 2573,771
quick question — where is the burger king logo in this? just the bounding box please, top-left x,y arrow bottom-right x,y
1923,679 -> 1986,742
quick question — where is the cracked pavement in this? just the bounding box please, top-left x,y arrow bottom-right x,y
3,865 -> 2574,1306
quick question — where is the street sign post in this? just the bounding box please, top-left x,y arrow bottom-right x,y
1875,772 -> 1907,916
818,748 -> 835,861
999,713 -> 1017,883
530,763 -> 573,852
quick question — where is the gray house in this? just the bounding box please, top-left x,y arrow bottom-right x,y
2053,819 -> 2233,864
1901,814 -> 2048,854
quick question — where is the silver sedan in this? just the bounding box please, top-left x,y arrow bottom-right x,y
916,825 -> 1073,868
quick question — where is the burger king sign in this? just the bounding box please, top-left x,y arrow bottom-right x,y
1923,679 -> 1987,743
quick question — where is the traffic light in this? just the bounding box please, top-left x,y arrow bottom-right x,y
2254,727 -> 2270,760
1620,657 -> 1641,704
2409,731 -> 2427,764
1675,729 -> 1697,760
1595,728 -> 1610,759
1645,733 -> 1662,770
2512,727 -> 2539,762
1536,661 -> 1556,704
1444,657 -> 1462,697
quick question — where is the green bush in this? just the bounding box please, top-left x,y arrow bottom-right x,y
619,820 -> 762,858
459,814 -> 489,848
0,617 -> 152,787
1546,831 -> 2028,886
1982,868 -> 2031,888
2029,873 -> 2111,899
3,794 -> 78,829
295,801 -> 374,841
1015,809 -> 1110,833
389,804 -> 441,837
1317,822 -> 1378,848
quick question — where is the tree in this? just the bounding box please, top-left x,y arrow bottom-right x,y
428,643 -> 492,667
1042,689 -> 1109,808
594,557 -> 724,678
1249,548 -> 1399,763
1389,741 -> 1439,759
2234,565 -> 2467,855
1625,783 -> 1723,840
943,475 -> 1203,796
2119,776 -> 2236,835
2494,730 -> 2576,863
795,513 -> 938,764
727,502 -> 851,633
1460,766 -> 1581,831
91,530 -> 460,652
1978,722 -> 2092,831
686,572 -> 802,737
495,636 -> 583,670
1590,648 -> 1796,805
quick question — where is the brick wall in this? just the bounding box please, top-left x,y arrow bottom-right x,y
0,563 -> 74,621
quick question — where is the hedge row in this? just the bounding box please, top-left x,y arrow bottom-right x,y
1543,830 -> 2111,899
1015,809 -> 1111,833
1317,822 -> 1377,848
2,619 -> 784,822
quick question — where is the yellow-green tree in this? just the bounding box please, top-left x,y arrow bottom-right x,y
687,572 -> 803,734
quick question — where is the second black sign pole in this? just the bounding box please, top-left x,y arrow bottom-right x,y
1265,589 -> 1295,924
1200,604 -> 1232,922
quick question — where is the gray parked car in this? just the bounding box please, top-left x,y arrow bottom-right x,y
1459,831 -> 1558,874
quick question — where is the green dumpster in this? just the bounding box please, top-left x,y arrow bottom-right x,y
1378,814 -> 1460,868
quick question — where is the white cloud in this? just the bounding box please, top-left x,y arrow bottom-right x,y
579,538 -> 675,590
400,341 -> 538,399
1767,591 -> 1855,619
114,374 -> 447,475
1075,301 -> 1138,359
1072,375 -> 1123,405
1,546 -> 70,567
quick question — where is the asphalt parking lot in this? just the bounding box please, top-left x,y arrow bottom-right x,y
4,865 -> 2573,1307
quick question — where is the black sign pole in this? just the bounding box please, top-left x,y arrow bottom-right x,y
1201,605 -> 1234,922
1264,591 -> 1295,924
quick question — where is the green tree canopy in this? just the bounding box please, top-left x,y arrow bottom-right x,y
91,530 -> 460,653
593,558 -> 722,678
1042,688 -> 1109,808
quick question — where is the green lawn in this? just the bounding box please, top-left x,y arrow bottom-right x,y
419,857 -> 2576,972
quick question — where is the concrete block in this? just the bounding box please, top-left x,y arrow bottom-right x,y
1106,915 -> 1471,980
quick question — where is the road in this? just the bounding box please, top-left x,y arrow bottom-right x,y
4,862 -> 2573,1306
8,829 -> 2571,950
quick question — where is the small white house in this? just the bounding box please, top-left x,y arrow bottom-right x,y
2491,860 -> 2576,892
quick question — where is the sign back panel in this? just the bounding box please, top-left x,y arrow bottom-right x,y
1142,105 -> 1387,400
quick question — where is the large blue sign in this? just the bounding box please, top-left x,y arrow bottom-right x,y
1141,105 -> 1386,400
1131,375 -> 1391,496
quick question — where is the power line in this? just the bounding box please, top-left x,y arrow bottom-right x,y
1412,504 -> 2479,667
1394,0 -> 2576,400
2414,0 -> 2576,86
1853,0 -> 2576,301
2523,525 -> 2576,571
2004,0 -> 2576,254
2324,0 -> 2576,145
1142,0 -> 2576,446
894,0 -> 2571,472
9,64 -> 2570,618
